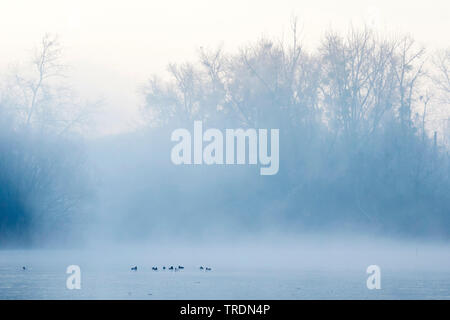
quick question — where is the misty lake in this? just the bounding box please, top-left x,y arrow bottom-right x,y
1,241 -> 449,299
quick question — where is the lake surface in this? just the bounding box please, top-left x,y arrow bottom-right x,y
0,244 -> 449,299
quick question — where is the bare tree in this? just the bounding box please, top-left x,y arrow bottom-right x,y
2,34 -> 97,135
319,26 -> 399,141
26,34 -> 66,126
431,49 -> 450,104
391,35 -> 426,131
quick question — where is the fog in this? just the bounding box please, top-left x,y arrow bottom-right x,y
0,1 -> 450,299
5,236 -> 450,270
1,18 -> 449,247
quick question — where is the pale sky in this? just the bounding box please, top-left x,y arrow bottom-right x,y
0,0 -> 449,134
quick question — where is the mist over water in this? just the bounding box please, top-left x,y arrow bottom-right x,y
1,236 -> 449,299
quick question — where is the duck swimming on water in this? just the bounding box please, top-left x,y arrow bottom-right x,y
131,266 -> 138,271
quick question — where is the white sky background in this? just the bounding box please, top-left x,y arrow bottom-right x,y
0,0 -> 449,135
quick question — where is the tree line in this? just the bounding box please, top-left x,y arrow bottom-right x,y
1,22 -> 449,246
140,22 -> 450,237
0,35 -> 92,246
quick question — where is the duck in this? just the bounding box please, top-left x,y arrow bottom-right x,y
152,267 -> 158,271
22,266 -> 26,270
163,266 -> 166,270
178,265 -> 184,270
169,266 -> 174,271
205,267 -> 212,271
199,266 -> 204,270
131,266 -> 138,271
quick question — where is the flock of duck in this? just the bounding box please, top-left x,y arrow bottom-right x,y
130,265 -> 212,272
21,265 -> 212,272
